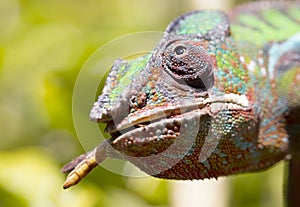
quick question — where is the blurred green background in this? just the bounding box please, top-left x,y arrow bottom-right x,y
0,0 -> 287,206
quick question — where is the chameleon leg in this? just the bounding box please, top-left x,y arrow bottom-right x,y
62,141 -> 108,189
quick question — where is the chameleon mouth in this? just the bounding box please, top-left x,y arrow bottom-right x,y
105,93 -> 250,136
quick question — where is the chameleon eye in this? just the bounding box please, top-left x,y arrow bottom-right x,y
173,45 -> 187,56
163,40 -> 215,90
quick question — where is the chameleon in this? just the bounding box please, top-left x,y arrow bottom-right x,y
62,1 -> 300,200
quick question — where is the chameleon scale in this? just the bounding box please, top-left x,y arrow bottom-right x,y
62,1 -> 300,191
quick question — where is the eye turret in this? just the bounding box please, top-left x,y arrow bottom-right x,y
163,40 -> 215,90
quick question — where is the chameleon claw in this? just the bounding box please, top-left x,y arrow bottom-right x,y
62,142 -> 109,189
63,151 -> 98,189
63,171 -> 81,189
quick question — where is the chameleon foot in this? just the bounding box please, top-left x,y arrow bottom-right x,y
63,151 -> 98,189
62,141 -> 109,189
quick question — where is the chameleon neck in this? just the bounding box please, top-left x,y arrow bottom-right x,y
238,33 -> 300,113
270,33 -> 300,111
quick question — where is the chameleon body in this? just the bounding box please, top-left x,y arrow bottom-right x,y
62,1 -> 300,191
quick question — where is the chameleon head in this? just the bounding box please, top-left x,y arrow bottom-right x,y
63,10 -> 289,188
89,10 -> 287,179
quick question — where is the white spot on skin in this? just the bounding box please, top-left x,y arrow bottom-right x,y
261,67 -> 267,77
258,57 -> 264,66
209,93 -> 250,113
247,60 -> 256,72
239,56 -> 245,64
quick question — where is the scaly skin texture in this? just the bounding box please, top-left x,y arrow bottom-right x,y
62,1 -> 300,191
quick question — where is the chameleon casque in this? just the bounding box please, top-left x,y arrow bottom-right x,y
62,1 -> 300,198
